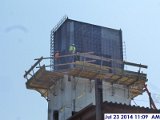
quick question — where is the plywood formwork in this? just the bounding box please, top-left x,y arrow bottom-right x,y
25,54 -> 147,99
26,65 -> 64,97
68,61 -> 146,98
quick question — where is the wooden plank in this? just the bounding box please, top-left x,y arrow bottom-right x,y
24,56 -> 43,78
124,61 -> 148,68
34,52 -> 94,60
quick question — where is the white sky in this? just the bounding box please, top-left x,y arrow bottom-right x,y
1,0 -> 160,120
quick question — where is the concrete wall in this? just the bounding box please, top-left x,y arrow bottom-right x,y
48,75 -> 131,120
103,81 -> 130,104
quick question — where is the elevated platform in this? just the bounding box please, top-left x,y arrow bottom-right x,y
71,62 -> 147,97
26,65 -> 64,97
24,53 -> 147,98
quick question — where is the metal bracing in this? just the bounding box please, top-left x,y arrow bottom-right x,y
50,31 -> 54,70
50,15 -> 68,71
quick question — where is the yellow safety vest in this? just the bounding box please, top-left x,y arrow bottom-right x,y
69,45 -> 76,53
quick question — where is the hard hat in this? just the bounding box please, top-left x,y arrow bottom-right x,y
72,43 -> 75,46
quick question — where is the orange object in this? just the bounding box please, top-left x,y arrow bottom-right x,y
55,51 -> 60,60
144,84 -> 157,110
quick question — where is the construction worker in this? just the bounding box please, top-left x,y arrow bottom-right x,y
54,51 -> 60,60
69,44 -> 76,68
54,51 -> 60,70
69,44 -> 76,54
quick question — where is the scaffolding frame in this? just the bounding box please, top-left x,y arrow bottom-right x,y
24,52 -> 147,99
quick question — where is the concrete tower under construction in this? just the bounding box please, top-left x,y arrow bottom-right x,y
24,16 -> 148,120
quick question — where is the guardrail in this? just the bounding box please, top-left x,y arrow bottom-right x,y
24,52 -> 148,80
24,56 -> 43,78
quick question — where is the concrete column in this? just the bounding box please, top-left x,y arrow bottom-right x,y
95,79 -> 103,120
